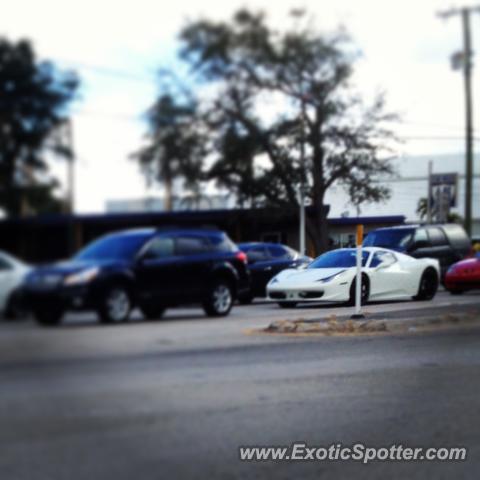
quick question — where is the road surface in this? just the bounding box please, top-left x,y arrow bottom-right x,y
1,290 -> 479,479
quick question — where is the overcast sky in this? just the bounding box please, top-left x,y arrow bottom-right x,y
2,0 -> 479,212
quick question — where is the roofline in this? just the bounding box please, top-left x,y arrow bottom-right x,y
0,209 -> 406,227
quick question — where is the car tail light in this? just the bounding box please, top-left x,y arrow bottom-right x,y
235,251 -> 247,264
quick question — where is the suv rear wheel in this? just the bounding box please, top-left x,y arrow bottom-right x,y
203,280 -> 233,317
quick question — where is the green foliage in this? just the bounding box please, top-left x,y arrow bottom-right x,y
138,9 -> 397,252
0,38 -> 78,216
132,90 -> 206,202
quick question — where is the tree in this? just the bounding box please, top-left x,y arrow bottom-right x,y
416,197 -> 464,224
132,90 -> 206,211
139,9 -> 396,252
416,197 -> 428,221
0,38 -> 78,216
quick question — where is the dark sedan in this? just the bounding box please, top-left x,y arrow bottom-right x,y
22,228 -> 250,325
237,242 -> 312,303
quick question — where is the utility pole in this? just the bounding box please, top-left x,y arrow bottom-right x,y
299,98 -> 306,255
438,5 -> 480,236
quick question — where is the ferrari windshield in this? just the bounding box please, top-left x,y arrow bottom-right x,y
308,249 -> 369,269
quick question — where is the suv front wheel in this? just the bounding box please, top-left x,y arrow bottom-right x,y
203,281 -> 234,317
98,285 -> 132,323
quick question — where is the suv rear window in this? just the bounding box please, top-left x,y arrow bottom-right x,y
363,229 -> 414,251
144,236 -> 175,259
441,224 -> 471,250
175,235 -> 210,255
427,227 -> 448,246
209,234 -> 237,252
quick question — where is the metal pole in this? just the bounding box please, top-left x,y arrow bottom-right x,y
438,5 -> 479,234
299,99 -> 306,255
351,224 -> 364,320
462,9 -> 474,236
427,160 -> 433,223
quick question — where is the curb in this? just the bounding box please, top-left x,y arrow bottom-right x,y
261,310 -> 480,337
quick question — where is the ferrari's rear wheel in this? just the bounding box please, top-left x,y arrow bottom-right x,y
413,268 -> 438,301
348,274 -> 369,306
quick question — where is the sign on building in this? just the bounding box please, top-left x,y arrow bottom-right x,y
429,173 -> 458,222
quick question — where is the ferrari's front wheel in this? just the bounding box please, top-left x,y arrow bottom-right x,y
348,274 -> 369,306
413,268 -> 438,301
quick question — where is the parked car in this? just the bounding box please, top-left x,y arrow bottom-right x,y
444,253 -> 480,294
22,228 -> 250,325
267,247 -> 440,308
0,250 -> 31,319
363,224 -> 471,276
237,242 -> 312,303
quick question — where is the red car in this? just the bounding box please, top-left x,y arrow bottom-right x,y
445,254 -> 480,294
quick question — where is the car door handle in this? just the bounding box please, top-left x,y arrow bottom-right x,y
264,266 -> 272,271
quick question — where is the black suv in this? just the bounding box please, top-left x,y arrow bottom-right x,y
22,228 -> 250,325
363,224 -> 471,275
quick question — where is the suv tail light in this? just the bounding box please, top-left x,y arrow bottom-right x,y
235,251 -> 247,264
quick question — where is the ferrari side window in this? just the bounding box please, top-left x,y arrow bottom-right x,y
370,252 -> 396,268
370,254 -> 381,268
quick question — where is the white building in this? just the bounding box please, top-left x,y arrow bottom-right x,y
105,152 -> 480,238
106,193 -> 233,213
325,152 -> 480,237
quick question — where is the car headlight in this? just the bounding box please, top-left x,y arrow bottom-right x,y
269,277 -> 279,285
316,270 -> 346,283
64,267 -> 100,286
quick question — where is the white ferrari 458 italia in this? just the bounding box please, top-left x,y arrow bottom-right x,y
267,247 -> 440,308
